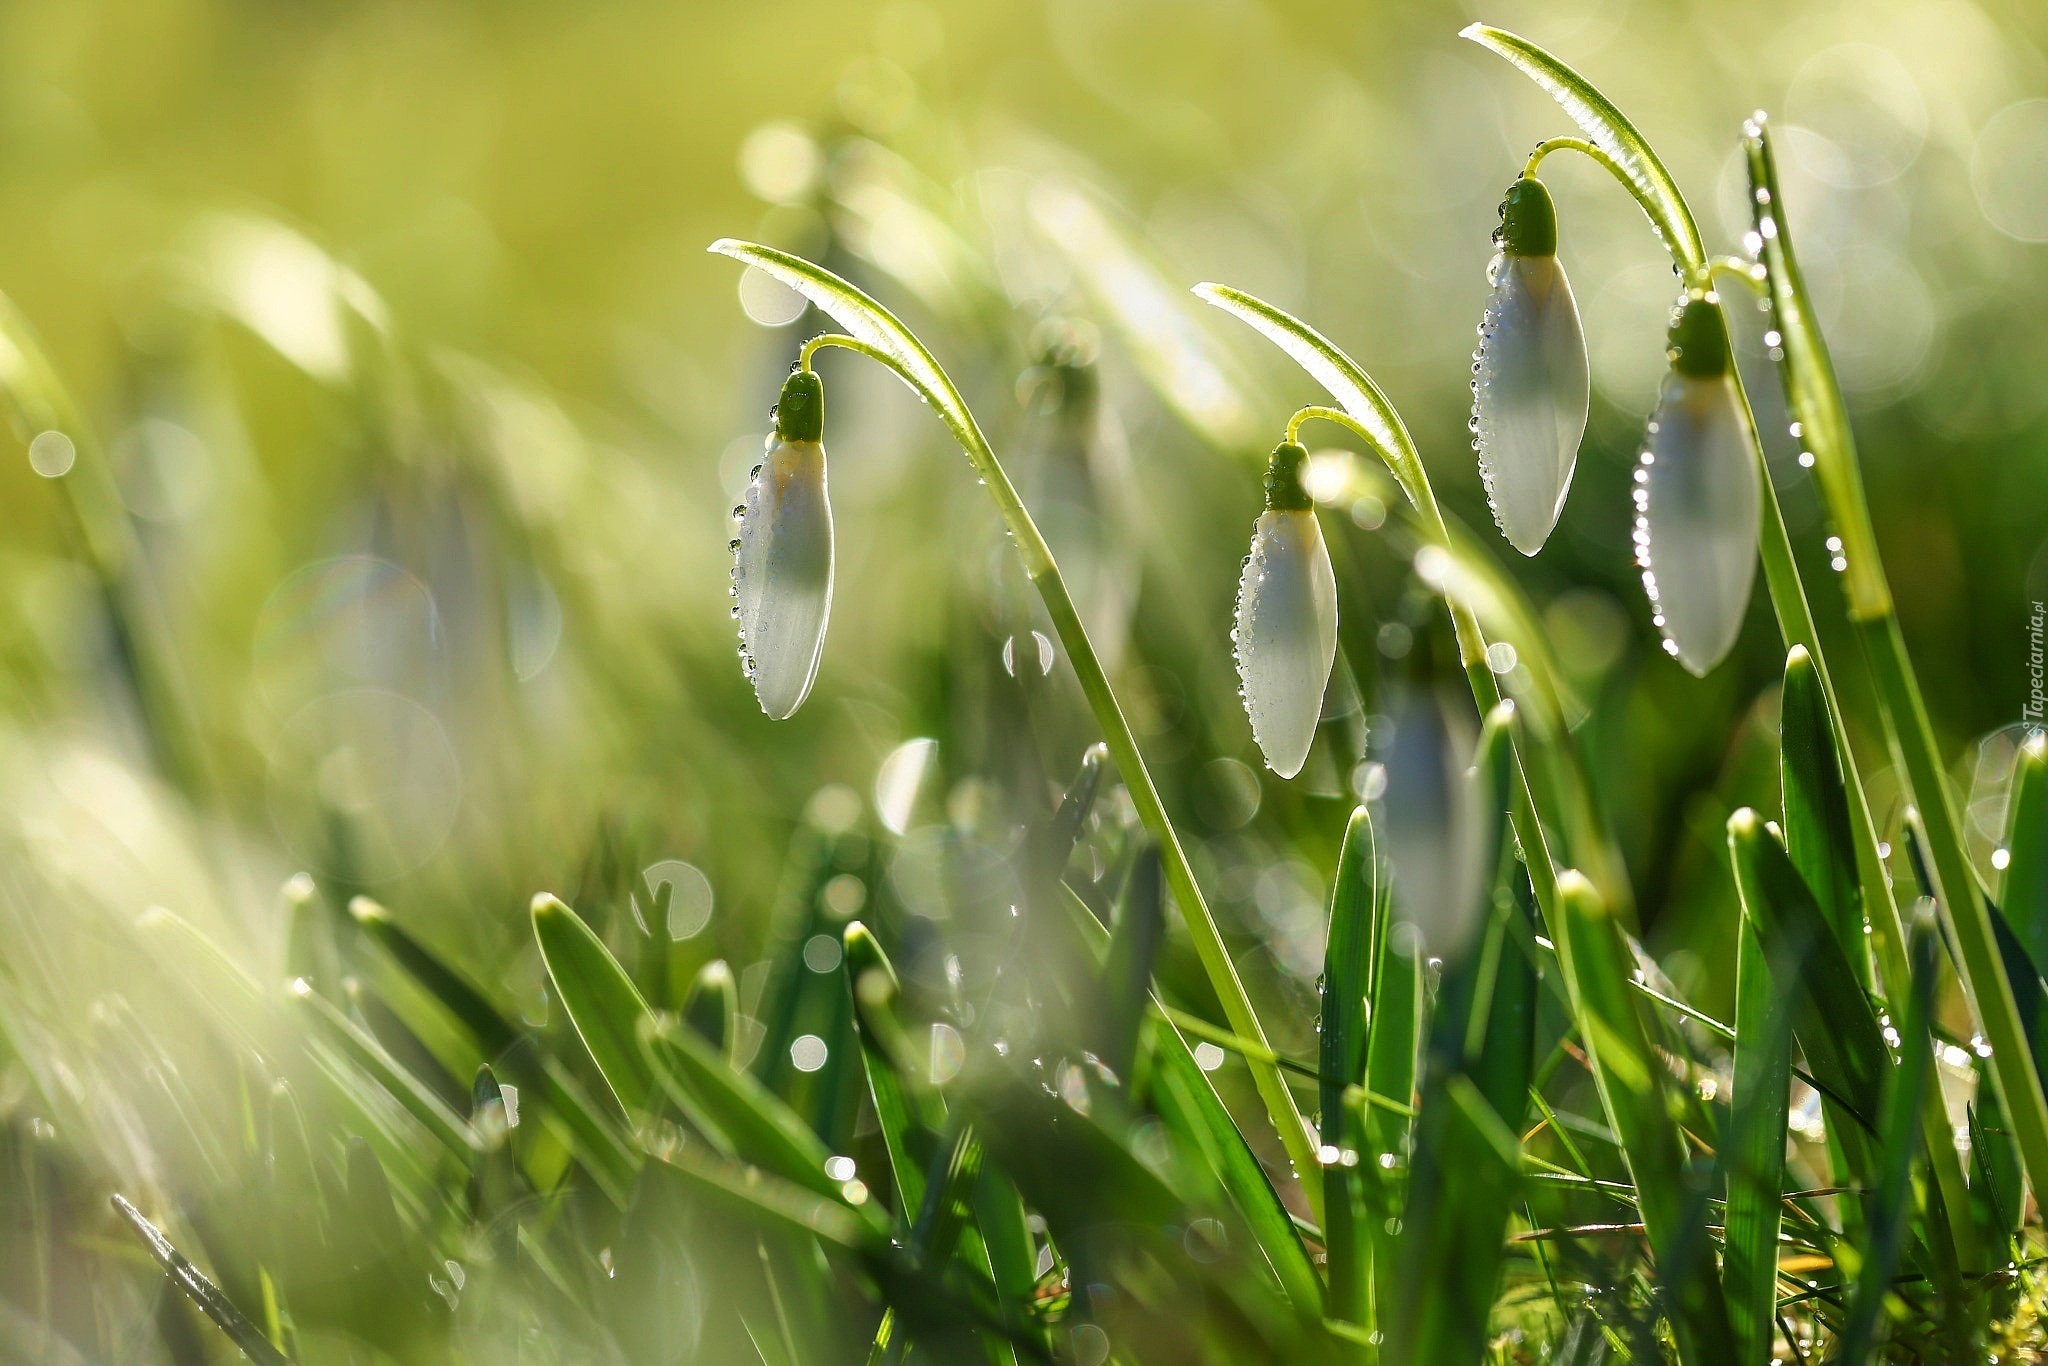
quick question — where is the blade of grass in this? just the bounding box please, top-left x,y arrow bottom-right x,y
110,1196 -> 290,1366
288,978 -> 480,1161
1744,116 -> 2048,1209
1728,811 -> 1883,1183
682,960 -> 739,1059
350,897 -> 635,1198
1319,805 -> 1377,1333
1724,917 -> 1792,1366
843,922 -> 938,1218
1781,646 -> 1862,966
531,892 -> 657,1119
1389,709 -> 1531,1363
1551,871 -> 1735,1364
1837,909 -> 1940,1364
1057,884 -> 1323,1316
2001,733 -> 2048,979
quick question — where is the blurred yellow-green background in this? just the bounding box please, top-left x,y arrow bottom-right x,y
3,0 -> 2048,1353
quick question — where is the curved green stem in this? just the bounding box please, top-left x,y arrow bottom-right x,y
1523,136 -> 1628,188
799,333 -> 895,374
1282,406 -> 1558,918
1287,406 -> 1479,669
756,309 -> 1322,1213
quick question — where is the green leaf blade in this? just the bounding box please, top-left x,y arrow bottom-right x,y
531,892 -> 658,1117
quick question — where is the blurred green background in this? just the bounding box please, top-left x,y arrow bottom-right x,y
2,0 -> 2047,1355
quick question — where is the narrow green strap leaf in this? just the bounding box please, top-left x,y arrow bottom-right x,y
1780,646 -> 1862,965
639,1016 -> 858,1214
1460,24 -> 1706,272
1099,846 -> 1164,1084
1838,912 -> 1941,1364
1723,921 -> 1791,1366
844,921 -> 939,1220
110,1196 -> 290,1366
1727,811 -> 1885,1167
1392,1076 -> 1524,1365
532,892 -> 657,1117
1319,805 -> 1377,1331
2002,732 -> 2048,980
1059,884 -> 1322,1316
288,980 -> 480,1160
1551,871 -> 1734,1364
353,897 -> 635,1198
353,897 -> 517,1054
1740,118 -> 1888,620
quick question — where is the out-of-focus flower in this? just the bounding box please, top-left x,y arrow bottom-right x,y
732,368 -> 835,718
1471,177 -> 1589,556
1637,297 -> 1760,675
1233,441 -> 1337,778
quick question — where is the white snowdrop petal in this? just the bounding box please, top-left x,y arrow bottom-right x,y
1233,510 -> 1338,778
734,438 -> 834,718
1472,253 -> 1589,556
1638,374 -> 1760,675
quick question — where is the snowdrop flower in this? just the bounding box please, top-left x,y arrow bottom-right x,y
732,368 -> 834,718
1471,177 -> 1589,556
1636,297 -> 1760,675
1233,441 -> 1337,778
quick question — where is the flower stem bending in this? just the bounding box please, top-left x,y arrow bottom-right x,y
708,248 -> 1323,1211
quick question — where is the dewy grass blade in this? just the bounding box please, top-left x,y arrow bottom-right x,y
1057,884 -> 1324,1317
1741,117 -> 2048,1205
1723,919 -> 1791,1366
1458,24 -> 1706,274
1319,805 -> 1376,1332
110,1196 -> 290,1366
1780,646 -> 1862,966
2001,733 -> 2048,978
1728,811 -> 1884,1180
350,897 -> 636,1197
288,979 -> 481,1161
1551,871 -> 1734,1364
1837,910 -> 1941,1364
531,892 -> 658,1118
711,240 -> 1319,1211
844,921 -> 939,1219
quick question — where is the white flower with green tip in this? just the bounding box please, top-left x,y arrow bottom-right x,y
732,368 -> 835,719
1233,441 -> 1338,779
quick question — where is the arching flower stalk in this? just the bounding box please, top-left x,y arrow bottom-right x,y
1470,176 -> 1589,556
1233,440 -> 1337,778
731,367 -> 834,718
1636,296 -> 1759,675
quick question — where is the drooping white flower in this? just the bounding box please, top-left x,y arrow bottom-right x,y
1636,298 -> 1760,676
1233,442 -> 1338,779
732,369 -> 834,719
1471,177 -> 1589,557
